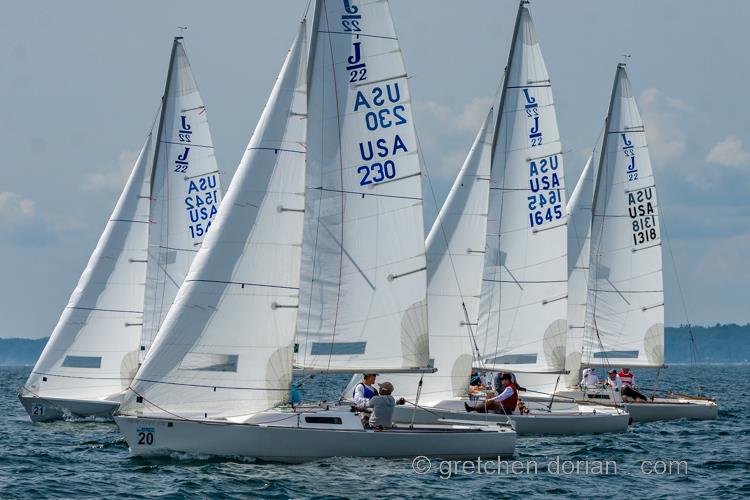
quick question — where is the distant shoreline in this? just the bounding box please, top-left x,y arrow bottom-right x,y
2,323 -> 749,366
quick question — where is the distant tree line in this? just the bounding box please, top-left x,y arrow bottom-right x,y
1,324 -> 749,366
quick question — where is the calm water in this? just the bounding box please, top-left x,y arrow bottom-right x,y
1,365 -> 748,499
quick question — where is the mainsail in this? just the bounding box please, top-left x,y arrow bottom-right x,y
141,37 -> 223,359
23,137 -> 152,401
121,24 -> 308,419
476,2 -> 568,374
22,37 -> 222,407
387,110 -> 495,402
584,64 -> 664,368
294,0 -> 430,373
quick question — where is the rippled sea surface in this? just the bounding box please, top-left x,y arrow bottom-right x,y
1,365 -> 748,499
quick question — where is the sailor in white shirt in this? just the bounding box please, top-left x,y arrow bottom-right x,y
581,367 -> 599,387
352,373 -> 378,410
605,369 -> 623,403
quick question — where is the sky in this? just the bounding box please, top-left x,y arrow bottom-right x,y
1,0 -> 749,339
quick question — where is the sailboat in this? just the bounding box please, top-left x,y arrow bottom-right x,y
523,63 -> 718,422
114,3 -> 515,463
351,0 -> 629,435
19,37 -> 223,422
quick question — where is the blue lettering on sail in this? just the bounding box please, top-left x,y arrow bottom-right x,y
174,147 -> 190,173
622,133 -> 638,181
178,115 -> 192,143
185,173 -> 220,239
527,155 -> 563,227
524,88 -> 542,147
341,0 -> 362,32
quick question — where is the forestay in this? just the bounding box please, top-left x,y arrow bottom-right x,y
387,110 -> 495,402
295,0 -> 429,373
120,25 -> 308,419
141,38 -> 223,360
584,64 -> 664,368
24,136 -> 152,401
476,4 -> 568,374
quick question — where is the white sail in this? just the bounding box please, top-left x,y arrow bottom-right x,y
23,136 -> 152,401
584,64 -> 664,368
120,24 -> 308,419
386,110 -> 495,402
563,152 -> 595,386
141,37 -> 223,359
294,0 -> 429,373
476,3 -> 568,374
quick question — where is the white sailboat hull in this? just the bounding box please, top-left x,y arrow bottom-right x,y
622,400 -> 718,422
392,401 -> 630,435
18,394 -> 119,422
115,410 -> 516,463
523,390 -> 718,422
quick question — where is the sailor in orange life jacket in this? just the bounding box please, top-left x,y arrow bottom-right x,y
464,373 -> 519,414
618,367 -> 648,402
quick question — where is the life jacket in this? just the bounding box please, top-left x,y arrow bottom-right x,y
353,382 -> 377,400
618,371 -> 634,387
501,383 -> 519,413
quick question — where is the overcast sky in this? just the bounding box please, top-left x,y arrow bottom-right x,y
2,1 -> 749,339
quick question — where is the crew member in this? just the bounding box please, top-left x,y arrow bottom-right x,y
605,369 -> 625,403
581,367 -> 599,387
618,367 -> 648,401
352,373 -> 378,410
465,373 -> 518,414
493,371 -> 526,393
367,381 -> 405,430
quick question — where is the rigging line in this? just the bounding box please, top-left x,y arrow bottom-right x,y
132,378 -> 288,392
656,177 -> 701,393
314,186 -> 421,201
31,372 -> 131,381
123,387 -> 272,425
320,6 -> 346,395
298,9 -> 325,377
413,106 -> 485,367
548,373 -> 561,411
409,375 -> 424,429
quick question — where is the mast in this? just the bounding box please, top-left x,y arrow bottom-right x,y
149,37 -> 181,195
489,0 -> 528,164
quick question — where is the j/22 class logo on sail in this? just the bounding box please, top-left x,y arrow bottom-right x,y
622,133 -> 638,181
